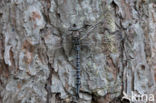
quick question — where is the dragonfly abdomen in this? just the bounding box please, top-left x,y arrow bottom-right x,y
73,37 -> 81,99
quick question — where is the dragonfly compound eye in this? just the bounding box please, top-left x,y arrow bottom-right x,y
73,24 -> 77,27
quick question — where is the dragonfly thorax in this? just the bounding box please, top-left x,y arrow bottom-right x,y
72,37 -> 80,45
72,31 -> 80,38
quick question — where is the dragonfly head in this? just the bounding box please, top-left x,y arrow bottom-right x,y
72,23 -> 77,28
68,24 -> 81,38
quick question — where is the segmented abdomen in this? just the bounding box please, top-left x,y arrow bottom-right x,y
74,37 -> 81,99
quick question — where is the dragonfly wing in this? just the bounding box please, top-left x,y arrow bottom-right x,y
44,41 -> 73,52
42,33 -> 73,51
62,34 -> 73,57
40,35 -> 63,51
80,19 -> 103,40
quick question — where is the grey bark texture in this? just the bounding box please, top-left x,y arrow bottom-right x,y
0,0 -> 156,103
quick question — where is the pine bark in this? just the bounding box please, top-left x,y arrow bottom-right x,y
0,0 -> 156,103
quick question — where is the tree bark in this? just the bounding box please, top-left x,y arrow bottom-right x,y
0,0 -> 156,103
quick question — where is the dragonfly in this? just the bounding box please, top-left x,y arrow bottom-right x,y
60,21 -> 105,99
64,22 -> 121,100
66,22 -> 113,100
39,20 -> 127,100
40,20 -> 110,100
